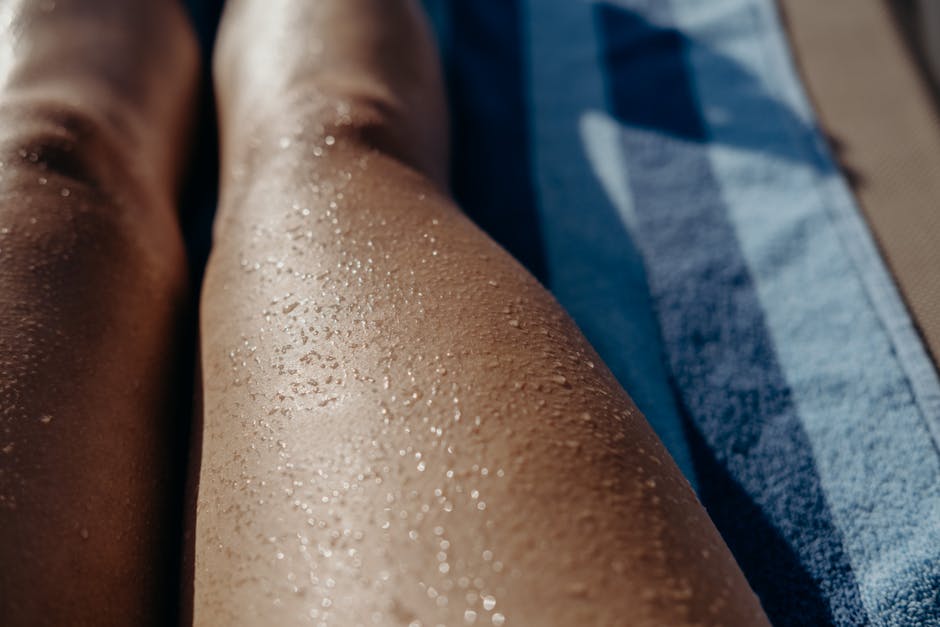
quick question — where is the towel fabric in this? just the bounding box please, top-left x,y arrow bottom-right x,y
425,0 -> 940,624
177,0 -> 940,623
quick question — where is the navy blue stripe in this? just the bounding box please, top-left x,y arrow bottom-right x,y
595,4 -> 866,625
442,0 -> 549,283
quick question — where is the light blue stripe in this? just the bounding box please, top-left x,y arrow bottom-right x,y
520,0 -> 697,486
671,0 -> 940,622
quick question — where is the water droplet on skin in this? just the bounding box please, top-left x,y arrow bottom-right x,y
567,582 -> 588,597
550,374 -> 567,385
279,136 -> 292,149
464,609 -> 478,624
325,135 -> 336,146
492,613 -> 506,626
482,595 -> 496,611
60,188 -> 70,197
2,443 -> 13,454
39,414 -> 52,424
508,319 -> 520,328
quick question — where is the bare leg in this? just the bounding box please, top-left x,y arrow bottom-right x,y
0,1 -> 198,624
195,1 -> 768,625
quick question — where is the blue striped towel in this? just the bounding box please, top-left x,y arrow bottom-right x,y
179,0 -> 940,623
425,0 -> 940,624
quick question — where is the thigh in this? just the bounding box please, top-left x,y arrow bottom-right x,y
194,2 -> 768,625
0,2 -> 199,625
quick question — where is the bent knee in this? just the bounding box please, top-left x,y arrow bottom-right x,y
0,102 -> 187,307
0,99 -> 150,198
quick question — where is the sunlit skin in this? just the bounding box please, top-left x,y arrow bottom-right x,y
0,0 -> 771,624
193,1 -> 770,625
0,1 -> 198,625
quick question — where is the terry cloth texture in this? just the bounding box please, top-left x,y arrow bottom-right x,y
425,0 -> 940,625
780,0 -> 940,373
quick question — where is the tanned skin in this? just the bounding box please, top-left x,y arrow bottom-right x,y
0,1 -> 198,625
194,1 -> 769,625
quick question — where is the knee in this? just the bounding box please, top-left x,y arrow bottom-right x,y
0,99 -> 144,197
0,100 -> 188,306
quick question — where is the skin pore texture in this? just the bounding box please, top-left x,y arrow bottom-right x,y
195,1 -> 770,625
0,1 -> 198,624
